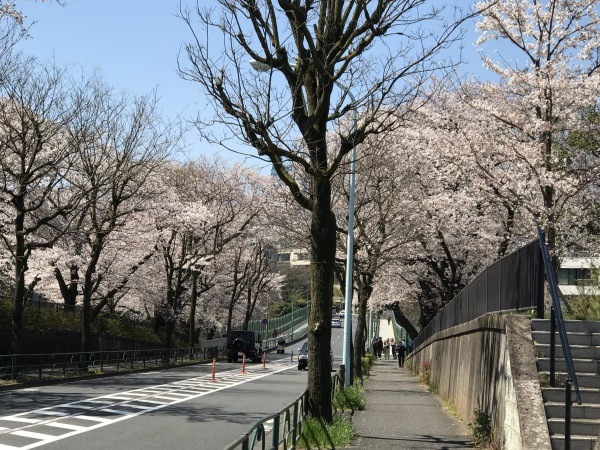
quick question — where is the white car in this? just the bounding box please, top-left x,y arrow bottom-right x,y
331,317 -> 342,328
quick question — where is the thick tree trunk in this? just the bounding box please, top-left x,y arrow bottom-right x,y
11,251 -> 26,354
307,175 -> 335,422
11,207 -> 26,354
392,303 -> 419,341
189,272 -> 198,358
54,266 -> 79,312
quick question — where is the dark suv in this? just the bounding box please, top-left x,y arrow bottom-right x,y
226,330 -> 263,363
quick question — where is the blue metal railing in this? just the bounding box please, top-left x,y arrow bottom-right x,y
536,224 -> 581,405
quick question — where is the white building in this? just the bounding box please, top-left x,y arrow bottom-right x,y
557,257 -> 600,297
277,249 -> 310,266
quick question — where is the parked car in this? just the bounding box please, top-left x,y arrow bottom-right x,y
226,330 -> 263,363
297,341 -> 334,371
331,317 -> 342,328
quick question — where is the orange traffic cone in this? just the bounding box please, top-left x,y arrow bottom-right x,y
211,358 -> 217,382
262,352 -> 266,369
241,354 -> 247,374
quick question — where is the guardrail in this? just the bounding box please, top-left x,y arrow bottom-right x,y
0,346 -> 223,381
224,390 -> 308,450
225,370 -> 351,450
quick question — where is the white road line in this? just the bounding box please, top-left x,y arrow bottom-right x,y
0,363 -> 296,449
73,415 -> 112,423
45,423 -> 85,431
1,418 -> 39,424
11,431 -> 55,440
0,443 -> 20,449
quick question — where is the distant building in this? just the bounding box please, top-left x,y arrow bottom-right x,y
557,257 -> 600,297
277,249 -> 310,266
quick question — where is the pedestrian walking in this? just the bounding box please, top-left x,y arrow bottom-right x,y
396,341 -> 406,368
376,337 -> 383,358
383,339 -> 391,360
391,338 -> 397,359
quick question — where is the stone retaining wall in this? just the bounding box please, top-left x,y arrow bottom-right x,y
406,314 -> 551,449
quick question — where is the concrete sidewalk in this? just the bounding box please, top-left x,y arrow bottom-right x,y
349,359 -> 474,449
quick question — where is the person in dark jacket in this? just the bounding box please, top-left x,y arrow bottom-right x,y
396,341 -> 406,368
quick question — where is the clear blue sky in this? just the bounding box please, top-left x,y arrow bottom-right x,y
15,1 -> 489,165
16,0 -> 236,163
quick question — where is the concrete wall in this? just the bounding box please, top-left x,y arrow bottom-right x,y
406,314 -> 551,449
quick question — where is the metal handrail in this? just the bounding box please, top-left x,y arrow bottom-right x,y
536,224 -> 581,405
223,390 -> 309,450
225,371 -> 349,450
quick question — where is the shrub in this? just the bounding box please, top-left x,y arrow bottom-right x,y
333,383 -> 366,411
361,352 -> 376,378
421,360 -> 432,385
469,409 -> 492,446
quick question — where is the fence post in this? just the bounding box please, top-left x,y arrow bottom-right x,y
536,244 -> 545,319
565,379 -> 572,450
292,401 -> 299,445
550,306 -> 556,387
272,414 -> 280,449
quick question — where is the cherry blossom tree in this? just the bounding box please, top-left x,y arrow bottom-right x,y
179,0 -> 472,420
148,159 -> 264,349
331,133 -> 415,378
0,57 -> 87,352
61,79 -> 178,352
470,0 -> 600,269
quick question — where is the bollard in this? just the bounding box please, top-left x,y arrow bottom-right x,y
290,351 -> 293,362
211,358 -> 217,382
241,354 -> 247,374
262,352 -> 266,369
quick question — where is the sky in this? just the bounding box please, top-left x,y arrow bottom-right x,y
16,0 -> 243,164
14,0 -> 490,166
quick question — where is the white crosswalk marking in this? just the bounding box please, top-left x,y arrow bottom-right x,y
0,361 -> 296,449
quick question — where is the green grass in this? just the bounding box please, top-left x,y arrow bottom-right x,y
298,415 -> 355,449
333,383 -> 366,412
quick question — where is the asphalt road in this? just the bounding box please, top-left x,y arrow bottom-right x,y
0,320 -> 350,450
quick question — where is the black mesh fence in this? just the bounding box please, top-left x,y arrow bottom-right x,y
413,239 -> 543,348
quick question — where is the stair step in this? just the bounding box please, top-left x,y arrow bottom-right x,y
535,343 -> 600,359
532,331 -> 600,347
539,372 -> 600,389
545,402 -> 600,420
548,417 -> 600,436
551,434 -> 597,450
542,387 -> 595,404
532,319 -> 600,334
537,357 -> 600,374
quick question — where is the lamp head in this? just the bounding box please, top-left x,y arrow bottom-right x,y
249,59 -> 272,73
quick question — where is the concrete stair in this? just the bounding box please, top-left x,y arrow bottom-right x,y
532,319 -> 600,450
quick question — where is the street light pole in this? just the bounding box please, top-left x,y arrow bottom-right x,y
291,289 -> 295,340
250,59 -> 356,386
342,89 -> 357,387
